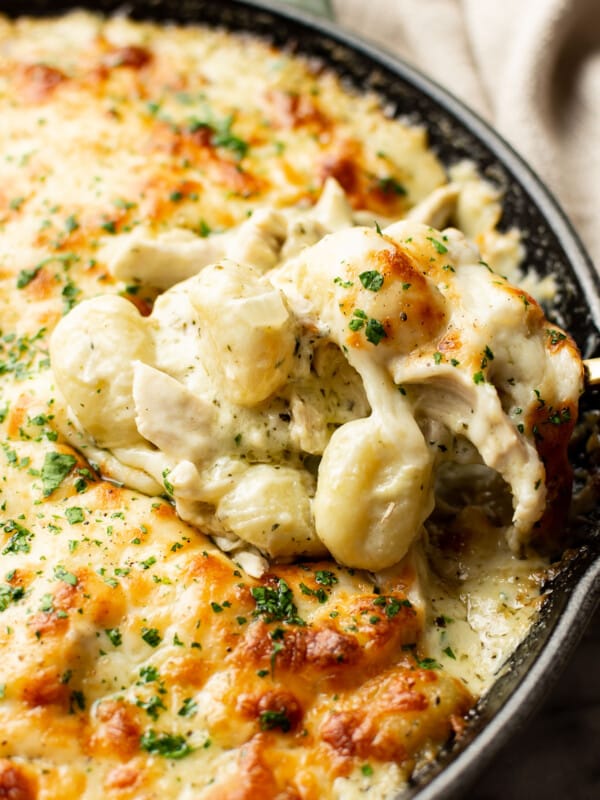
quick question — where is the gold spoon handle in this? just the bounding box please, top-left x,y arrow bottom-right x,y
584,358 -> 600,386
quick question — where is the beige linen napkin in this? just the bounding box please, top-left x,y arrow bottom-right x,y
328,0 -> 600,271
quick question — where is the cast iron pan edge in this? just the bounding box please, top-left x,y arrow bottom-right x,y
3,1 -> 600,797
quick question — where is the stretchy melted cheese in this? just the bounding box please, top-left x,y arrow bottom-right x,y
50,211 -> 582,572
0,10 -> 583,800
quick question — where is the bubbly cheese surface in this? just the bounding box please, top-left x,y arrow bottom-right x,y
0,10 -> 583,800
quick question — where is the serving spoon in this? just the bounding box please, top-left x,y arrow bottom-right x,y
585,358 -> 600,385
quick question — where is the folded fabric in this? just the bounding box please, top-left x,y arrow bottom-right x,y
322,0 -> 600,273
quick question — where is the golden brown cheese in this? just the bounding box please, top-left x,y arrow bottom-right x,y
0,10 -> 561,800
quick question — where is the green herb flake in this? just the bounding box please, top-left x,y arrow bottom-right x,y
2,520 -> 34,555
546,328 -> 567,346
178,697 -> 198,718
443,646 -> 456,660
137,695 -> 166,720
70,689 -> 86,712
361,763 -> 374,777
41,452 -> 77,497
64,214 -> 79,234
333,276 -> 354,288
251,579 -> 305,625
365,317 -> 386,346
299,582 -> 327,603
140,730 -> 192,759
162,469 -> 174,495
0,583 -> 25,612
376,176 -> 406,196
54,565 -> 78,586
314,570 -> 338,587
198,219 -> 212,238
139,665 -> 159,683
426,236 -> 448,254
141,627 -> 162,647
105,627 -> 122,647
259,709 -> 291,733
473,371 -> 485,385
16,265 -> 42,289
359,270 -> 384,292
416,656 -> 442,670
65,507 -> 84,525
433,351 -> 443,365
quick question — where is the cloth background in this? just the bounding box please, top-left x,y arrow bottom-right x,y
328,0 -> 600,272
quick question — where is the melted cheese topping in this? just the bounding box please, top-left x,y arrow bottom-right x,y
0,10 -> 582,800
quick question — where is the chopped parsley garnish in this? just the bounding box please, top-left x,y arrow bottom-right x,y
2,521 -> 34,554
64,214 -> 79,234
314,570 -> 338,587
547,407 -> 572,425
416,656 -> 442,670
443,646 -> 456,660
546,328 -> 567,346
141,627 -> 162,647
361,763 -> 374,777
189,113 -> 248,159
105,627 -> 122,647
299,582 -> 327,603
62,280 -> 81,313
41,452 -> 77,497
259,709 -> 291,732
349,309 -> 387,345
433,351 -> 443,365
376,176 -> 406,196
162,469 -> 174,495
139,665 -> 160,683
426,236 -> 448,254
70,689 -> 86,712
198,219 -> 212,237
65,507 -> 84,524
16,266 -> 42,289
251,579 -> 305,625
137,695 -> 166,720
365,317 -> 386,345
178,697 -> 198,718
212,119 -> 248,159
473,371 -> 485,385
349,308 -> 367,331
372,595 -> 412,618
140,730 -> 192,759
54,565 -> 77,586
101,220 -> 117,234
334,276 -> 354,288
0,583 -> 24,612
359,270 -> 384,292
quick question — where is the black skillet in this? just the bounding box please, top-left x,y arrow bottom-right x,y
2,1 -> 599,797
